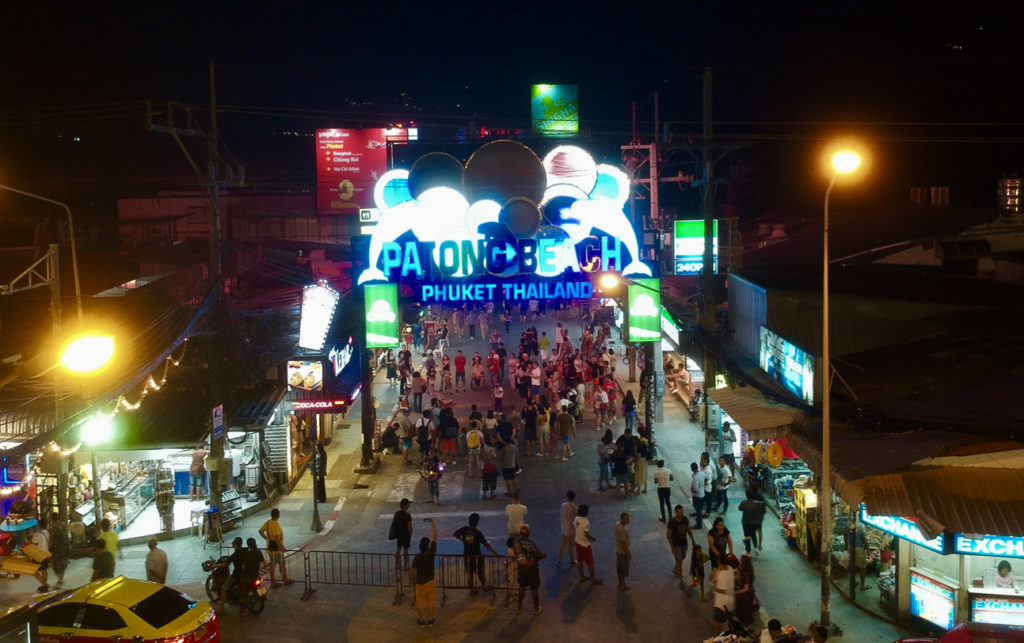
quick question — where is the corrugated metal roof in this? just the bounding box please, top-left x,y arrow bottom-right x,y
225,382 -> 287,428
707,386 -> 804,431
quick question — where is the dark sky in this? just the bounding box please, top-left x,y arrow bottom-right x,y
3,3 -> 1024,211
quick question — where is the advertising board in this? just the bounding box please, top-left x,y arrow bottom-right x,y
316,128 -> 390,214
759,326 -> 815,405
911,570 -> 956,630
531,84 -> 578,136
298,282 -> 340,352
674,219 -> 718,275
365,283 -> 400,348
628,278 -> 661,343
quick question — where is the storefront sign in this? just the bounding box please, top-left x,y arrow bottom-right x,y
420,280 -> 593,303
316,128 -> 389,214
861,506 -> 948,553
287,361 -> 323,391
911,570 -> 956,630
299,282 -> 340,352
955,534 -> 1024,558
531,84 -> 578,136
291,399 -> 347,413
628,278 -> 661,343
329,339 -> 354,377
971,594 -> 1024,625
673,219 -> 718,275
365,283 -> 400,348
759,326 -> 816,405
357,143 -> 653,286
212,404 -> 224,441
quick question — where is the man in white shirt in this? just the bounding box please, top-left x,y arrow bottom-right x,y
557,490 -> 578,567
711,555 -> 738,636
700,452 -> 716,519
690,462 -> 706,530
572,504 -> 601,585
653,459 -> 674,522
505,492 -> 528,538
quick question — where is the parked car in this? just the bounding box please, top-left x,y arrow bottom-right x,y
897,622 -> 1024,642
37,576 -> 218,643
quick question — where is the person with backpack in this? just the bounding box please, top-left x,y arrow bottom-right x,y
513,524 -> 545,615
465,421 -> 484,478
415,411 -> 433,465
438,406 -> 459,466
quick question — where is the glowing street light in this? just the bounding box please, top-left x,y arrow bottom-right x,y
60,334 -> 115,373
820,142 -> 865,629
599,273 -> 621,290
81,412 -> 114,525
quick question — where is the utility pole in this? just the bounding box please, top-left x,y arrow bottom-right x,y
701,67 -> 717,439
206,59 -> 226,530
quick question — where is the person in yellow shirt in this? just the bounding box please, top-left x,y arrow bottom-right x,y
98,519 -> 119,574
258,508 -> 292,587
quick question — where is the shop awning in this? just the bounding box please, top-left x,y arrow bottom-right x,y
226,382 -> 287,428
706,385 -> 804,434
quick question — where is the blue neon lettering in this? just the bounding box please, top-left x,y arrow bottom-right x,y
602,236 -> 623,271
579,238 -> 601,272
518,239 -> 537,273
537,238 -> 556,273
402,242 -> 423,277
439,240 -> 460,276
955,534 -> 1024,558
382,242 -> 402,276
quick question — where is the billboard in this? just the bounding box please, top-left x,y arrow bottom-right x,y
287,360 -> 323,391
316,128 -> 390,214
910,570 -> 956,630
365,283 -> 399,348
759,326 -> 815,405
628,278 -> 661,343
531,84 -> 579,137
674,219 -> 718,275
298,282 -> 340,351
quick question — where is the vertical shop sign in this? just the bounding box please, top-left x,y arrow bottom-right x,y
628,278 -> 661,343
365,283 -> 400,348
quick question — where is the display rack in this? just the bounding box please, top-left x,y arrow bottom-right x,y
154,466 -> 175,533
219,489 -> 243,526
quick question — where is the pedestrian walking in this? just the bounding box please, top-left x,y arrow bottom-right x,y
28,525 -> 50,592
707,516 -> 735,575
455,350 -> 467,392
554,407 -> 576,461
466,421 -> 483,478
480,438 -> 499,499
91,539 -> 114,581
454,513 -> 498,594
667,505 -> 696,583
734,553 -> 758,627
412,518 -> 438,627
739,488 -> 767,554
390,499 -> 414,570
411,372 -> 427,412
654,459 -> 674,521
688,544 -> 709,600
513,524 -> 545,615
615,512 -> 631,591
505,492 -> 527,538
573,504 -> 602,584
499,441 -> 518,496
422,450 -> 443,505
259,508 -> 292,587
701,452 -> 717,517
690,462 -> 706,529
558,490 -> 578,566
536,405 -> 550,460
46,514 -> 69,588
716,455 -> 735,513
611,444 -> 630,499
493,383 -> 504,412
711,554 -> 739,636
145,538 -> 168,584
98,519 -> 120,568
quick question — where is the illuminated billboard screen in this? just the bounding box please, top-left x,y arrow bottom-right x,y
531,84 -> 579,137
316,128 -> 390,214
287,360 -> 323,391
910,570 -> 956,630
759,326 -> 815,405
365,283 -> 400,348
628,279 -> 661,343
674,219 -> 718,275
298,282 -> 340,351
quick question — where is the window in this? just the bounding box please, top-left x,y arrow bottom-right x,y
130,587 -> 196,629
37,602 -> 84,629
80,605 -> 127,631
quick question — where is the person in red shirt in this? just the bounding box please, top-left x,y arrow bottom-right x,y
454,351 -> 468,392
604,378 -> 618,422
488,352 -> 500,389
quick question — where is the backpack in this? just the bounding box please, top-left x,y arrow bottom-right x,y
441,417 -> 458,440
515,537 -> 545,565
416,419 -> 431,444
467,430 -> 481,449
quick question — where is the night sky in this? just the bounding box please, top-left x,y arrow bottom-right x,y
3,3 -> 1024,214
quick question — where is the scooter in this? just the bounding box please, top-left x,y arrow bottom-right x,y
202,556 -> 268,615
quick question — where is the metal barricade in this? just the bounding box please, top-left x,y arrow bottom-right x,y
304,550 -> 406,603
433,553 -> 513,607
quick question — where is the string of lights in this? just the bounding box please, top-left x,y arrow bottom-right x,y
114,339 -> 189,413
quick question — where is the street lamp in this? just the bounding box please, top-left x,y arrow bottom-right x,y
820,147 -> 863,628
0,184 -> 83,323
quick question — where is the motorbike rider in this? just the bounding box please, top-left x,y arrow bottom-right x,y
217,537 -> 247,614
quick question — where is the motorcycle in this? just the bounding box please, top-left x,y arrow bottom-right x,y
202,556 -> 268,615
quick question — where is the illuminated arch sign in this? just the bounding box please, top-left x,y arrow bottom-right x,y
357,142 -> 653,302
861,505 -> 950,554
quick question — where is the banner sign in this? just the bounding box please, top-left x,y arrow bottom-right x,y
365,283 -> 400,348
358,143 -> 653,288
628,278 -> 661,343
861,506 -> 949,554
420,279 -> 593,303
971,594 -> 1024,625
531,84 -> 579,136
287,360 -> 324,391
316,128 -> 390,214
674,219 -> 718,275
291,399 -> 348,413
955,534 -> 1024,558
911,570 -> 956,630
759,326 -> 816,405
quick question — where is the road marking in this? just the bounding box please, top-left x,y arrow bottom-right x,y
319,496 -> 346,534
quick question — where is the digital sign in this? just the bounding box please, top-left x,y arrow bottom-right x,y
628,278 -> 661,343
531,84 -> 578,136
911,570 -> 956,630
861,506 -> 949,554
420,280 -> 593,303
329,338 -> 354,377
674,219 -> 718,275
759,326 -> 816,405
316,128 -> 390,214
365,283 -> 399,348
955,534 -> 1024,558
358,142 -> 653,286
298,282 -> 340,352
291,399 -> 347,413
971,595 -> 1024,625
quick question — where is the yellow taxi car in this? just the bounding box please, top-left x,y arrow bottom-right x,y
37,576 -> 219,643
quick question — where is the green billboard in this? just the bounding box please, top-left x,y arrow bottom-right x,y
364,283 -> 399,348
628,278 -> 661,343
531,84 -> 579,136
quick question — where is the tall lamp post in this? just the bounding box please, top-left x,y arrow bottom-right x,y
0,184 -> 83,324
820,148 -> 862,628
